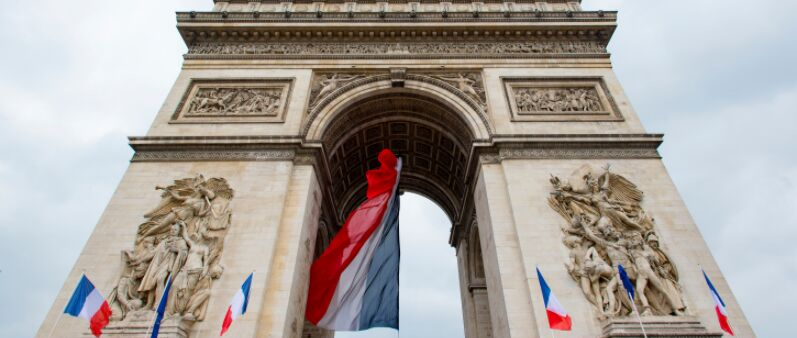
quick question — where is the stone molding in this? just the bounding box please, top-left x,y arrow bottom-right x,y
498,146 -> 660,160
128,136 -> 306,162
601,317 -> 722,338
177,10 -> 613,25
128,134 -> 662,162
131,150 -> 296,162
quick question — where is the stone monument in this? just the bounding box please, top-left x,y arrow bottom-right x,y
36,1 -> 756,337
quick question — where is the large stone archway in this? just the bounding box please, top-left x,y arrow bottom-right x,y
310,86 -> 496,338
37,2 -> 756,338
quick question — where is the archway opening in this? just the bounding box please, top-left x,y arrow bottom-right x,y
308,90 -> 493,338
336,193 -> 464,338
321,92 -> 474,222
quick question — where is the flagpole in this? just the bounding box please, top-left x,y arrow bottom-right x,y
45,313 -> 64,338
49,271 -> 88,338
629,300 -> 648,338
147,273 -> 173,338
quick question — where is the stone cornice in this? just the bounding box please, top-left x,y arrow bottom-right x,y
128,134 -> 662,162
176,11 -> 616,46
177,11 -> 613,25
214,0 -> 581,4
128,136 -> 306,162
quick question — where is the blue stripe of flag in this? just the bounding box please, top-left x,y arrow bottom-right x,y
63,275 -> 94,316
702,270 -> 726,307
536,267 -> 551,306
359,194 -> 400,330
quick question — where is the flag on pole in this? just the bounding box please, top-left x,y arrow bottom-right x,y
63,274 -> 112,337
702,270 -> 734,336
150,275 -> 173,338
535,267 -> 572,331
618,264 -> 635,302
220,272 -> 254,336
306,149 -> 401,331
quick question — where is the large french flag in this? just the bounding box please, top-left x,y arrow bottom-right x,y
306,149 -> 401,331
63,274 -> 112,337
703,270 -> 734,336
536,267 -> 572,331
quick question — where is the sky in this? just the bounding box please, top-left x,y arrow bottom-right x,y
0,1 -> 795,337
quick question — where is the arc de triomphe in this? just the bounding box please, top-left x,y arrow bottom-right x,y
37,1 -> 755,337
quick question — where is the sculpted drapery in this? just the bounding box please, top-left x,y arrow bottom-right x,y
108,175 -> 234,323
548,165 -> 686,319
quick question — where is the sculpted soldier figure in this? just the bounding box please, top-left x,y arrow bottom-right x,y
549,165 -> 687,318
108,176 -> 234,323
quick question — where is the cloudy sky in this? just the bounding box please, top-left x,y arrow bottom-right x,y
1,1 -> 794,337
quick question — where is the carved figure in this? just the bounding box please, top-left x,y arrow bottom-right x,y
514,87 -> 603,113
186,87 -> 282,116
548,165 -> 686,318
310,73 -> 363,107
434,73 -> 486,107
108,175 -> 234,323
188,41 -> 607,57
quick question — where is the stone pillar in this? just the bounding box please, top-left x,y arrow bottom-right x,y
255,163 -> 322,338
473,161 -> 540,338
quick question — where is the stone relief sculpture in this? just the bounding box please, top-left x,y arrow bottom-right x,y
186,87 -> 282,116
514,87 -> 603,113
548,165 -> 686,319
431,73 -> 487,109
309,73 -> 365,108
187,41 -> 606,58
108,175 -> 234,323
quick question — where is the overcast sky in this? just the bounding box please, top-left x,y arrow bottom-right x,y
1,1 -> 794,337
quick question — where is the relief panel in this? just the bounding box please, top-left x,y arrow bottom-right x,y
503,77 -> 623,122
171,79 -> 293,123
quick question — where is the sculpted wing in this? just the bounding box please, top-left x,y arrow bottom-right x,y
602,172 -> 643,205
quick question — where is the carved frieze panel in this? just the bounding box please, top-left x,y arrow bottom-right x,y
548,165 -> 686,319
503,77 -> 623,122
171,79 -> 292,123
108,175 -> 234,326
185,41 -> 607,60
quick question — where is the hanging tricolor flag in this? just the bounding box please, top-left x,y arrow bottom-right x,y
63,274 -> 112,337
702,270 -> 734,336
535,267 -> 572,331
618,264 -> 635,303
150,275 -> 173,338
220,272 -> 254,336
306,149 -> 401,331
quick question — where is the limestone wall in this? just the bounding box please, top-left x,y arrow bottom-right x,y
34,160 -> 319,338
475,158 -> 756,337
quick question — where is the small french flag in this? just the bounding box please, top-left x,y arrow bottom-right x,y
536,267 -> 572,331
220,272 -> 254,336
63,274 -> 112,337
702,270 -> 734,336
